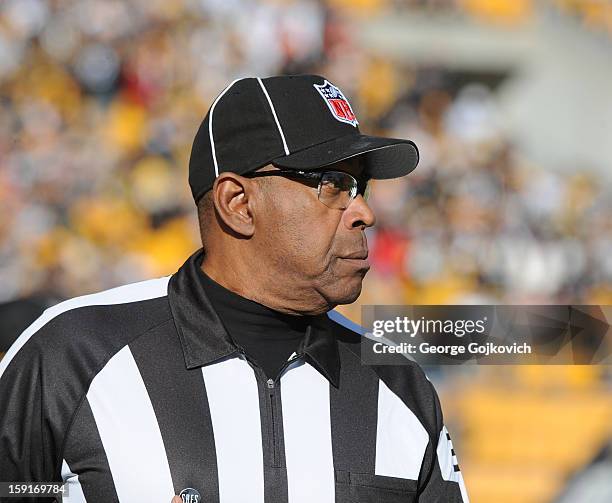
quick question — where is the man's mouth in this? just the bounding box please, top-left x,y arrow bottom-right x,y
340,252 -> 370,270
342,249 -> 369,260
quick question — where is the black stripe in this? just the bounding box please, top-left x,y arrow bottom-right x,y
330,344 -> 379,473
63,398 -> 119,502
130,320 -> 220,502
446,432 -> 451,441
451,448 -> 455,456
453,464 -> 461,472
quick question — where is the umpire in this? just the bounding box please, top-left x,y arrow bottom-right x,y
0,75 -> 469,503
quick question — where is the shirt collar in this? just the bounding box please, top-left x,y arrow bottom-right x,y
168,248 -> 341,388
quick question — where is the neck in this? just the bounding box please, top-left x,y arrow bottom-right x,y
200,249 -> 331,316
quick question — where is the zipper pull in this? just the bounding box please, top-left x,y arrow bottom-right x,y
266,378 -> 275,389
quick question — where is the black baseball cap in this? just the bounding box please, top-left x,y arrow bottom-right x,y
189,74 -> 419,203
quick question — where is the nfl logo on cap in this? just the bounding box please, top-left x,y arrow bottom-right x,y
313,80 -> 359,127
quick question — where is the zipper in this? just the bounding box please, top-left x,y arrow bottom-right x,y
267,353 -> 302,467
237,348 -> 303,467
267,378 -> 277,466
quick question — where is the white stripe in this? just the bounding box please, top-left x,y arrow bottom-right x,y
209,79 -> 242,177
61,459 -> 87,503
437,426 -> 470,502
375,379 -> 429,479
202,356 -> 264,503
0,276 -> 170,380
282,360 -> 335,503
256,78 -> 290,155
87,346 -> 175,502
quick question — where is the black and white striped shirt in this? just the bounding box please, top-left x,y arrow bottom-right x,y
0,249 -> 469,503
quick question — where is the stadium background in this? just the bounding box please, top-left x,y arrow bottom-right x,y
0,0 -> 611,501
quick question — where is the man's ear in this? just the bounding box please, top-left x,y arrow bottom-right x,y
211,172 -> 256,238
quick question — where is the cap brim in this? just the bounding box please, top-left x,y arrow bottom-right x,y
272,134 -> 419,179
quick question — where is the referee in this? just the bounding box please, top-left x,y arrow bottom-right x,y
0,75 -> 469,503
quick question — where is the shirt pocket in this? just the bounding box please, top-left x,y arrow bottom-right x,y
335,469 -> 417,503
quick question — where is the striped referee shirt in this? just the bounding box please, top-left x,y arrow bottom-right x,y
0,249 -> 469,503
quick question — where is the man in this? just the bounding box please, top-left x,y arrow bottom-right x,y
0,75 -> 469,503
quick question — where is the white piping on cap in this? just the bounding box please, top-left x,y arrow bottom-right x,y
256,77 -> 290,156
208,78 -> 241,177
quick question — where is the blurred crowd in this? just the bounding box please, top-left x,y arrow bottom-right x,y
555,0 -> 612,36
1,0 -> 611,310
359,78 -> 612,309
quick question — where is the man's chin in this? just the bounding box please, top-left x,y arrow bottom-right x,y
328,275 -> 365,306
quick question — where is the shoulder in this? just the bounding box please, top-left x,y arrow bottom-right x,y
328,309 -> 442,435
0,276 -> 174,479
0,276 -> 173,381
328,308 -> 433,384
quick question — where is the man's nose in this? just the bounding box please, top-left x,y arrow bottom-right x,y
342,194 -> 376,229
